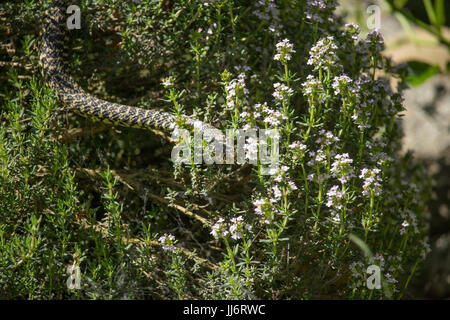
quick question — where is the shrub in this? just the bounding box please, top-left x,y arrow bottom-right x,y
0,0 -> 431,299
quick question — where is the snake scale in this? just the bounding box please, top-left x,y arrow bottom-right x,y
40,0 -> 205,132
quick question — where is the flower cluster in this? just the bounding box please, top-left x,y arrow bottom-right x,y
274,39 -> 295,62
315,129 -> 339,146
210,218 -> 229,239
326,185 -> 346,211
161,76 -> 174,88
330,153 -> 354,184
359,168 -> 382,196
307,149 -> 327,167
272,82 -> 294,102
354,30 -> 385,66
229,216 -> 252,240
307,36 -> 339,70
211,216 -> 251,240
158,233 -> 176,252
399,209 -> 419,235
225,73 -> 249,109
288,141 -> 307,160
253,195 -> 280,224
244,136 -> 258,162
332,75 -> 353,96
342,22 -> 361,42
302,75 -> 323,97
366,30 -> 385,53
241,102 -> 288,128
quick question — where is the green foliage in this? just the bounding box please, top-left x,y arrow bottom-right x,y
0,0 -> 432,299
405,61 -> 440,86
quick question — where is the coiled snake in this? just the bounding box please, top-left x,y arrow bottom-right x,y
40,0 -> 205,133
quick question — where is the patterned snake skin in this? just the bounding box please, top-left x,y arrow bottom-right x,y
40,0 -> 196,132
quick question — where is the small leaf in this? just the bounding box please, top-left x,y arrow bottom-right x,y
405,60 -> 440,86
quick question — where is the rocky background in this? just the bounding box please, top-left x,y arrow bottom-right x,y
339,0 -> 450,299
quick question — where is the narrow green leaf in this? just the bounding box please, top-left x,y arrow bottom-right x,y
423,0 -> 437,27
435,0 -> 445,29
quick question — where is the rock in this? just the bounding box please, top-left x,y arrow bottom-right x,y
402,74 -> 450,158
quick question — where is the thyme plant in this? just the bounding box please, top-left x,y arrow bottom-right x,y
0,0 -> 431,299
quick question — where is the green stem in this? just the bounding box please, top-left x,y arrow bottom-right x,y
223,237 -> 237,273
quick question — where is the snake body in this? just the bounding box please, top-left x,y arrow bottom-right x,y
40,0 -> 184,131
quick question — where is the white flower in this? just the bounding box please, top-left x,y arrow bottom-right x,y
330,153 -> 354,184
326,185 -> 346,210
272,82 -> 294,101
274,38 -> 295,62
331,211 -> 340,223
332,75 -> 352,96
158,233 -> 176,252
229,216 -> 252,240
161,76 -> 174,88
307,36 -> 339,69
359,167 -> 382,196
302,75 -> 322,96
272,185 -> 282,199
211,218 -> 229,239
245,136 -> 259,161
288,181 -> 297,190
253,198 -> 266,215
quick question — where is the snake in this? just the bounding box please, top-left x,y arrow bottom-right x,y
40,0 -> 207,133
